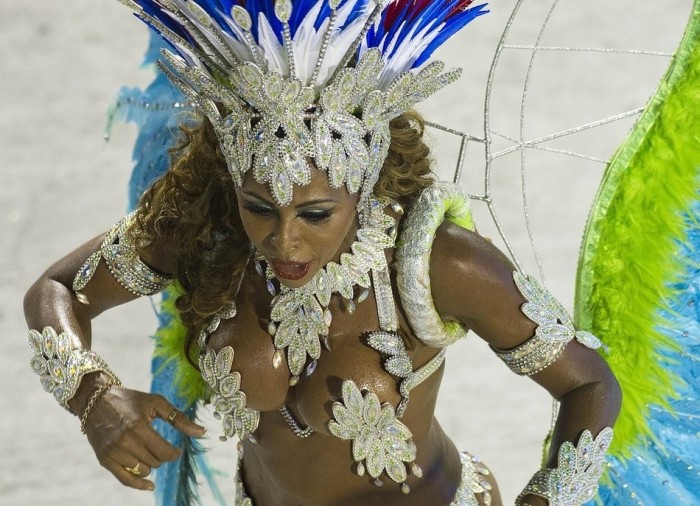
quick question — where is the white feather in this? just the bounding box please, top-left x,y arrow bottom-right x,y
221,17 -> 257,63
314,1 -> 374,86
257,13 -> 288,75
378,19 -> 444,88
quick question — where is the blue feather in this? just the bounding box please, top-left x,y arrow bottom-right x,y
365,1 -> 488,69
590,203 -> 700,505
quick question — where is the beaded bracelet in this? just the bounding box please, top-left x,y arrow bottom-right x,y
80,380 -> 122,433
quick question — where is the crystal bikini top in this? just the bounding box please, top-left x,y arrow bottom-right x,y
198,182 -> 474,491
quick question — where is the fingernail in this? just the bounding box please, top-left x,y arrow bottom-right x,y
148,484 -> 155,491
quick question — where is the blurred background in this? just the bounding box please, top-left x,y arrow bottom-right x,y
1,1 -> 693,504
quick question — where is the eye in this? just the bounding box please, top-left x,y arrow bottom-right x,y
300,210 -> 332,223
243,204 -> 274,218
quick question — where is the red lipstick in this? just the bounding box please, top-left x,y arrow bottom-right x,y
271,259 -> 310,281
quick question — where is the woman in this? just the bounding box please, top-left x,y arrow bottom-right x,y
24,1 -> 621,504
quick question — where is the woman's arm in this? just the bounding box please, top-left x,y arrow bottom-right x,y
430,221 -> 621,505
23,217 -> 205,492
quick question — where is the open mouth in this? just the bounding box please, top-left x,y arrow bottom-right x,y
271,259 -> 310,281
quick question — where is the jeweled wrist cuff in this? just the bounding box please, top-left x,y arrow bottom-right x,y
72,211 -> 173,300
494,272 -> 603,376
28,326 -> 121,412
516,427 -> 614,506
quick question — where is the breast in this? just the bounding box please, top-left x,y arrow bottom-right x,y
206,290 -> 291,412
281,292 -> 410,436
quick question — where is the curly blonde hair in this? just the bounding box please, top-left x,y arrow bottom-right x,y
133,110 -> 434,354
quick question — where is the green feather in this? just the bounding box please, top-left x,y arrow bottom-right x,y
153,285 -> 208,406
575,1 -> 700,458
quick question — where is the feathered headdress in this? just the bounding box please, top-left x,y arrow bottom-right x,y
118,0 -> 488,205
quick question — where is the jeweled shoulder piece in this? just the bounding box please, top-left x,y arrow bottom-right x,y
28,326 -> 121,412
395,182 -> 475,347
117,0 -> 488,206
72,211 -> 173,301
494,272 -> 603,376
516,428 -> 614,506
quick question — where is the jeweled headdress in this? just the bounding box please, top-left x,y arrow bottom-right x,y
118,0 -> 488,205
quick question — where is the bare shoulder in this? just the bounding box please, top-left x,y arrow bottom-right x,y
429,221 -> 535,349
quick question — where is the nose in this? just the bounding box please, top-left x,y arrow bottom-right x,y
269,216 -> 300,254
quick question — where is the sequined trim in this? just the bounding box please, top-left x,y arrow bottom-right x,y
493,272 -> 603,376
395,182 -> 474,347
72,211 -> 173,298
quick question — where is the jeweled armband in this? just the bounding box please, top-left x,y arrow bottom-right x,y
72,211 -> 172,301
28,326 -> 121,412
493,272 -> 603,376
516,427 -> 614,506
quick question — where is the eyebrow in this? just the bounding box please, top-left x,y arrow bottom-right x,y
241,190 -> 337,209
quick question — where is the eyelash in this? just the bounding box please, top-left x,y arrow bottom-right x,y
300,210 -> 332,223
243,205 -> 332,223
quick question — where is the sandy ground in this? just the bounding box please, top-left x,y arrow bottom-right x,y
0,1 -> 693,504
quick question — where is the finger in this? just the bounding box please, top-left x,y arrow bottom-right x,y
152,398 -> 207,437
110,447 -> 157,474
104,457 -> 155,491
124,459 -> 153,479
138,424 -> 182,463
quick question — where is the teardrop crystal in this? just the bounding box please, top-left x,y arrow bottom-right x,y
272,349 -> 284,369
268,321 -> 277,336
306,359 -> 318,376
357,288 -> 370,303
356,461 -> 365,476
288,375 -> 300,386
411,463 -> 423,478
345,299 -> 356,314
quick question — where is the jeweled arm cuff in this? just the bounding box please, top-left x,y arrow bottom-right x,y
72,211 -> 173,299
516,427 -> 614,506
493,272 -> 603,376
28,327 -> 121,412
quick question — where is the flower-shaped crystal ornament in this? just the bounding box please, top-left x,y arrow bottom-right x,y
328,380 -> 419,492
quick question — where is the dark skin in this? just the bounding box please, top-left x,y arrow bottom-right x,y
24,168 -> 621,504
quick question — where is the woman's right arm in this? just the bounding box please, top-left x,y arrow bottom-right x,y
23,220 -> 206,492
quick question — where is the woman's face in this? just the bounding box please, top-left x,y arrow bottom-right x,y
237,166 -> 359,289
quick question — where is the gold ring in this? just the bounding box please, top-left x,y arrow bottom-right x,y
124,462 -> 142,476
166,409 -> 179,424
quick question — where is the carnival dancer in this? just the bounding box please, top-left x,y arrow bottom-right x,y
24,1 -> 621,504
